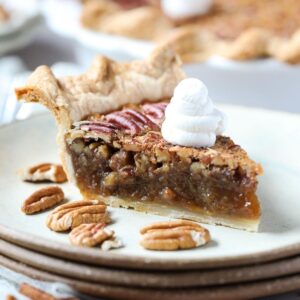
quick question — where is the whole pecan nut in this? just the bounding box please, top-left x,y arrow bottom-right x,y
22,186 -> 64,215
46,200 -> 111,232
19,163 -> 67,183
140,220 -> 211,251
69,223 -> 113,247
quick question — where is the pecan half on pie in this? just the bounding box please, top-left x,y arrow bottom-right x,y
15,47 -> 262,231
81,0 -> 300,64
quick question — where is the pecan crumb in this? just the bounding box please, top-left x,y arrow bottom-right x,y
101,237 -> 123,251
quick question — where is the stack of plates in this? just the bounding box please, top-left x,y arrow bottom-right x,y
0,105 -> 300,299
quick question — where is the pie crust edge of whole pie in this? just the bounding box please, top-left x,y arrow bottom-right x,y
80,0 -> 300,64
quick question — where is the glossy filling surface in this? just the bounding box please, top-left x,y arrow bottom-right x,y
66,101 -> 261,221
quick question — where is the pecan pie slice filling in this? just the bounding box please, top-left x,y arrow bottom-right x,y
66,101 -> 261,225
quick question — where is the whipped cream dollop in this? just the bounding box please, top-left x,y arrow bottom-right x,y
161,78 -> 226,148
161,0 -> 212,20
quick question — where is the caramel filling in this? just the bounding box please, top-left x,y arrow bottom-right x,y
67,139 -> 260,220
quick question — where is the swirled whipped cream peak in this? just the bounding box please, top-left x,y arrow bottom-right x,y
161,78 -> 226,148
161,0 -> 212,20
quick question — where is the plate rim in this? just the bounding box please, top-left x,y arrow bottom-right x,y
1,214 -> 300,271
1,237 -> 300,288
1,254 -> 300,300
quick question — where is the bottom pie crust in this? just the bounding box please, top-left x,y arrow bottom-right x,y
83,193 -> 260,232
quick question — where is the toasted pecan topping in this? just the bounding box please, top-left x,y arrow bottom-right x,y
69,223 -> 113,247
22,186 -> 64,215
123,108 -> 158,129
140,220 -> 211,250
80,120 -> 119,133
46,200 -> 110,232
19,163 -> 67,183
106,111 -> 143,134
141,102 -> 167,125
78,102 -> 166,136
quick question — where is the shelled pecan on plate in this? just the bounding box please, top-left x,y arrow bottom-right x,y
140,220 -> 211,251
19,163 -> 67,183
69,223 -> 113,247
69,223 -> 123,249
22,186 -> 64,215
47,200 -> 111,232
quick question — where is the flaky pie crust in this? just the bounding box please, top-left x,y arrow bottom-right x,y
164,27 -> 300,64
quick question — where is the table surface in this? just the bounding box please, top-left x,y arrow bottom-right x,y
0,25 -> 300,300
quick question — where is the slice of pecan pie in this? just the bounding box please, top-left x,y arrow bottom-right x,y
15,47 -> 262,231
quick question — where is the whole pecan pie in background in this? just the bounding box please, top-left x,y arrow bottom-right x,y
80,0 -> 300,64
15,46 -> 262,231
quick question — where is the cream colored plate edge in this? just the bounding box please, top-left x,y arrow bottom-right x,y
1,254 -> 300,300
1,238 -> 300,288
0,105 -> 300,270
